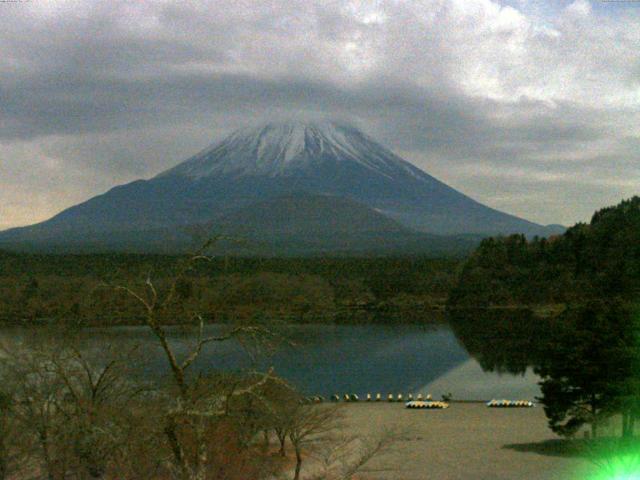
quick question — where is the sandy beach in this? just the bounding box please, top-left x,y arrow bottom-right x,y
331,403 -> 595,480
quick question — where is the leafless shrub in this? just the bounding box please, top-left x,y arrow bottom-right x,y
0,334 -> 144,479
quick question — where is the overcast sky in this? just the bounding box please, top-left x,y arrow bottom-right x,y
1,0 -> 638,230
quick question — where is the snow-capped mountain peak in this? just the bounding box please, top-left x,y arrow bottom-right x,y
157,120 -> 427,181
0,119 -> 562,251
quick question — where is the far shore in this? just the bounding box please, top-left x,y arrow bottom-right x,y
0,307 -> 450,327
0,303 -> 572,328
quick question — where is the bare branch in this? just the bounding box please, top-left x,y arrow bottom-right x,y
145,274 -> 158,310
114,285 -> 153,317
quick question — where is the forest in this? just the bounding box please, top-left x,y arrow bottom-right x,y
0,253 -> 458,326
449,196 -> 640,308
450,197 -> 640,442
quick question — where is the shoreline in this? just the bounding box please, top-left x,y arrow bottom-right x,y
4,303 -> 566,328
0,307 -> 449,328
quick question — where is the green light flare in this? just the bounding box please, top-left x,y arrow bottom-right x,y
588,453 -> 640,480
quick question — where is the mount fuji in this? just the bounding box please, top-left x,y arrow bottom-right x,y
0,121 -> 563,254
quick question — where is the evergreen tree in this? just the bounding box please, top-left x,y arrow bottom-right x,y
536,301 -> 639,438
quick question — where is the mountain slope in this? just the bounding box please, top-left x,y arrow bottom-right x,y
0,120 -> 562,253
211,194 -> 480,256
217,194 -> 409,237
0,194 -> 481,256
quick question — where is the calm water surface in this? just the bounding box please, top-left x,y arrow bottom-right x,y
5,324 -> 541,400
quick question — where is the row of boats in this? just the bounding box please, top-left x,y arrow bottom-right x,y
486,399 -> 535,408
405,400 -> 450,409
302,394 -> 535,409
329,393 -> 434,403
405,399 -> 535,409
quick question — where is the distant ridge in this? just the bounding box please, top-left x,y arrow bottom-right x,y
0,120 -> 563,254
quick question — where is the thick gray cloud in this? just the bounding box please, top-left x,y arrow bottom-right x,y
1,0 -> 639,230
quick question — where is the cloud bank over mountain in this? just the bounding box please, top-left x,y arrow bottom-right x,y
1,0 -> 638,229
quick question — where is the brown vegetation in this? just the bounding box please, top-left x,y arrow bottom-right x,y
0,246 -> 400,479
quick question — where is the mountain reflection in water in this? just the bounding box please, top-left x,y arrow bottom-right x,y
2,317 -> 544,400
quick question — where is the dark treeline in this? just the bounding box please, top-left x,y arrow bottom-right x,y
0,253 -> 459,325
450,197 -> 640,440
449,196 -> 640,308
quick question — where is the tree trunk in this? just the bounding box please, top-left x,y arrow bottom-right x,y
0,452 -> 7,480
621,410 -> 636,438
38,429 -> 55,480
0,431 -> 7,480
164,416 -> 190,480
277,431 -> 286,457
293,446 -> 302,480
194,419 -> 208,480
591,397 -> 598,439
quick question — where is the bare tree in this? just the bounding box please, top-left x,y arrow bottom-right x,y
3,342 -> 71,480
50,345 -> 144,478
0,331 -> 147,480
111,241 -> 283,480
254,378 -> 301,457
287,404 -> 341,480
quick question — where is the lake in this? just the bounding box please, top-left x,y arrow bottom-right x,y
12,323 -> 539,401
